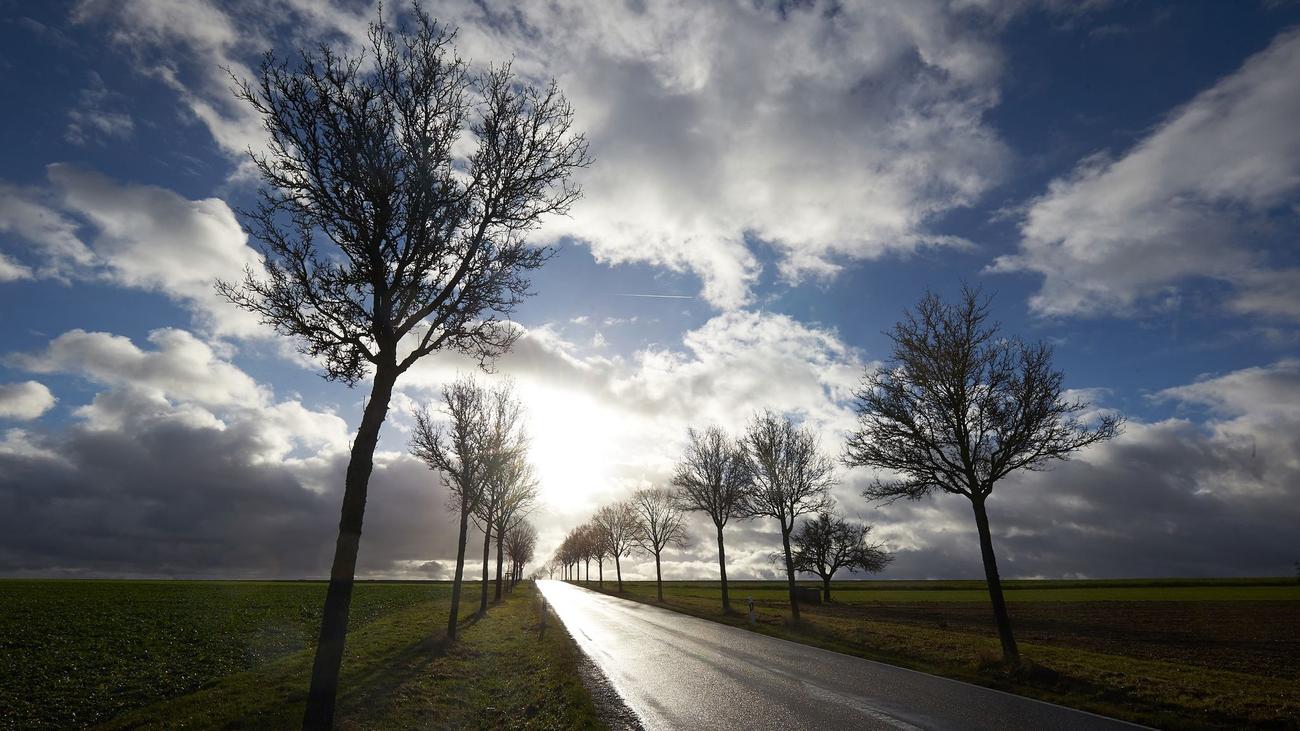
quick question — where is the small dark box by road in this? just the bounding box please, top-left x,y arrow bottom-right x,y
794,587 -> 822,605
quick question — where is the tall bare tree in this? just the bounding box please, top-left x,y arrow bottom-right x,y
672,426 -> 750,612
492,460 -> 538,600
594,502 -> 638,592
471,385 -> 525,614
843,287 -> 1122,666
219,8 -> 588,726
790,512 -> 892,602
631,488 -> 689,601
741,410 -> 835,623
410,378 -> 489,640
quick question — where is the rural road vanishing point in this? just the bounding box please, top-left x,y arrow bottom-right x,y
537,580 -> 1147,731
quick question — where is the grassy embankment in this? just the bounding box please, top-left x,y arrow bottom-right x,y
581,576 -> 1300,730
0,579 -> 605,730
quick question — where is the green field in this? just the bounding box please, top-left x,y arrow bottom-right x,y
586,577 -> 1300,730
0,580 -> 604,730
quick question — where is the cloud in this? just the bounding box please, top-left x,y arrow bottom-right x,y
867,360 -> 1300,579
0,382 -> 56,420
993,28 -> 1300,319
8,327 -> 350,463
397,309 -> 870,573
0,181 -> 95,279
0,419 -> 465,579
64,71 -> 135,146
0,166 -> 263,336
0,326 -> 462,578
10,328 -> 262,409
0,252 -> 32,282
431,319 -> 1300,580
3,319 -> 1299,579
80,0 -> 1013,308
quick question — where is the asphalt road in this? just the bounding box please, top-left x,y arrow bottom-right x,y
537,580 -> 1147,731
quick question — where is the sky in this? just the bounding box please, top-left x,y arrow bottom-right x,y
1,0 -> 1299,581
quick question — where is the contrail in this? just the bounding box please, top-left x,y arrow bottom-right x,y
609,293 -> 695,299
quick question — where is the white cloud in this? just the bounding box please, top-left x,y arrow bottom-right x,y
10,328 -> 261,408
397,309 -> 870,566
994,28 -> 1300,319
0,182 -> 95,279
81,0 -> 1013,309
0,381 -> 56,420
0,252 -> 32,282
8,327 -> 349,463
0,166 -> 264,336
65,71 -> 135,146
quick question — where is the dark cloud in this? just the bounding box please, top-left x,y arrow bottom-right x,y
0,417 -> 464,579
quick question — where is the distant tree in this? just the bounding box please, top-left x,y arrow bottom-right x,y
595,502 -> 638,592
590,522 -> 610,588
631,488 -> 690,601
843,287 -> 1122,666
560,527 -> 583,582
410,378 -> 490,640
219,8 -> 588,725
504,521 -> 537,591
790,512 -> 892,602
740,410 -> 835,623
672,426 -> 750,612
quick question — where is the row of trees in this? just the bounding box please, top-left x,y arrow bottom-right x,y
551,488 -> 687,599
550,287 -> 1124,668
410,378 -> 540,639
551,411 -> 895,617
211,7 -> 1123,729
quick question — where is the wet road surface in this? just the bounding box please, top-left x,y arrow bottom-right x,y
537,580 -> 1146,731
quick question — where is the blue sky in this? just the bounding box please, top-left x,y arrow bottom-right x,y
2,0 -> 1299,580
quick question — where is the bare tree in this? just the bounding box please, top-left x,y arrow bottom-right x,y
472,385 -> 526,614
594,502 -> 638,592
492,460 -> 539,600
590,521 -> 610,588
741,410 -> 835,623
219,8 -> 588,725
790,512 -> 892,602
631,488 -> 689,601
504,521 -> 537,591
672,426 -> 750,612
410,378 -> 489,640
843,287 -> 1122,666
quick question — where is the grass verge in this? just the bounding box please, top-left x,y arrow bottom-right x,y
2,580 -> 604,730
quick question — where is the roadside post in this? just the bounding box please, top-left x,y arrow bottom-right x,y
746,596 -> 756,625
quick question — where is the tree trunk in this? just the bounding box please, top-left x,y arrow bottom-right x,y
478,521 -> 491,614
584,558 -> 589,583
448,504 -> 471,639
598,559 -> 603,588
716,523 -> 730,613
654,551 -> 663,601
972,496 -> 1020,665
615,555 -> 623,592
494,529 -> 505,602
822,575 -> 832,603
303,366 -> 396,730
780,526 -> 800,623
